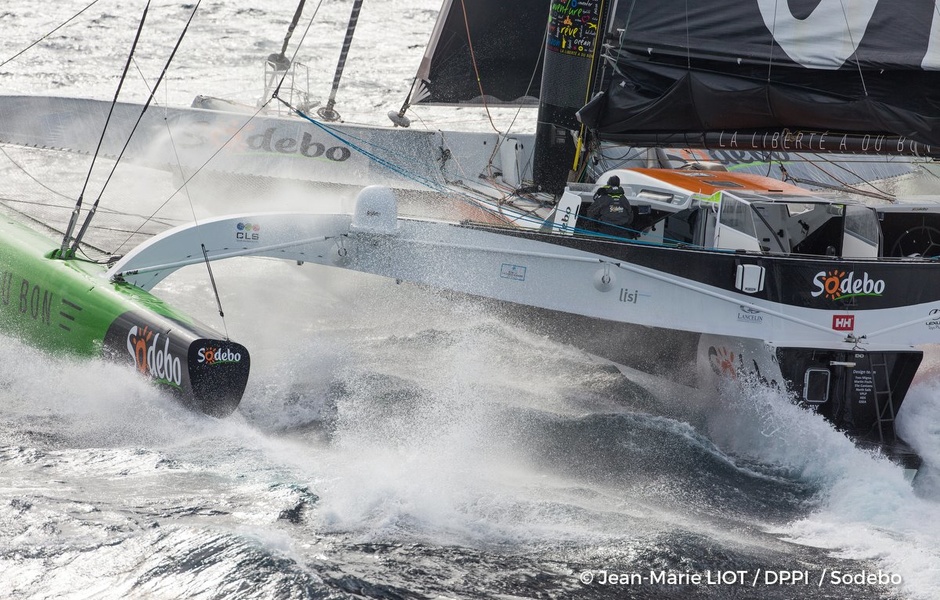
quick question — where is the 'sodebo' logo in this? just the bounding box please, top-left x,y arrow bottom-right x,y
812,270 -> 885,300
197,346 -> 242,365
126,325 -> 182,387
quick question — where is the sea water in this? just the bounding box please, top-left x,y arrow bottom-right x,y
1,2 -> 939,598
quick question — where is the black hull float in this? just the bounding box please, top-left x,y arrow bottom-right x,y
699,334 -> 923,473
777,346 -> 922,471
489,303 -> 925,473
102,312 -> 251,418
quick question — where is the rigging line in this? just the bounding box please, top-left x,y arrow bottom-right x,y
131,56 -> 156,101
110,102 -> 272,255
423,129 -> 473,187
0,195 -> 181,226
0,197 -> 80,211
572,0 -> 613,175
282,99 -> 449,191
766,0 -> 778,82
285,98 -> 559,225
208,92 -> 526,223
0,199 -> 112,255
60,0 -> 152,258
0,145 -> 73,200
116,74 -> 201,257
782,176 -> 894,201
457,0 -> 500,133
71,0 -> 203,255
482,22 -> 548,176
164,115 -> 200,226
920,162 -> 940,184
0,0 -> 101,69
501,14 -> 548,139
813,169 -> 896,201
838,0 -> 868,96
622,0 -> 636,39
273,0 -> 324,99
801,153 -> 896,199
201,244 -> 229,341
684,0 -> 691,70
280,99 -> 547,225
484,14 -> 549,173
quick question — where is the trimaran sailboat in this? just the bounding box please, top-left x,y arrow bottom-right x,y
4,0 -> 940,477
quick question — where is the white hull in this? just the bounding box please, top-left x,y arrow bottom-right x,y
0,96 -> 535,193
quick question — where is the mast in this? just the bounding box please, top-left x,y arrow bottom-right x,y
532,0 -> 611,195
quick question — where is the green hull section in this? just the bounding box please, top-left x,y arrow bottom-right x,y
0,217 -> 194,354
0,216 -> 250,416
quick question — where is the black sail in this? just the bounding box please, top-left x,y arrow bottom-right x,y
411,0 -> 547,105
579,0 -> 940,150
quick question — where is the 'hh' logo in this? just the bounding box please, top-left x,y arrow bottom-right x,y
832,315 -> 855,331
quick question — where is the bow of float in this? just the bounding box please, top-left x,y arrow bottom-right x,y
0,216 -> 249,417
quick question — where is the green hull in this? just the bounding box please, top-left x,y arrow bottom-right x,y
0,216 -> 250,416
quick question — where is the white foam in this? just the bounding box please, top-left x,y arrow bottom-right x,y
707,378 -> 940,600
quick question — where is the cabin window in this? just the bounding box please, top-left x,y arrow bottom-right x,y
786,203 -> 813,217
718,196 -> 756,237
663,208 -> 699,244
637,189 -> 675,204
844,205 -> 880,246
753,204 -> 790,252
842,205 -> 880,258
706,181 -> 744,188
803,368 -> 830,404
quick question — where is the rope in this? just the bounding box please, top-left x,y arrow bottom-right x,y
785,152 -> 897,201
71,0 -> 203,255
481,17 -> 548,183
0,145 -> 72,200
110,101 -> 271,255
571,0 -> 612,174
201,243 -> 229,340
282,100 -> 451,191
0,0 -> 102,69
273,95 -> 711,247
766,0 -> 779,82
837,0 -> 868,96
60,0 -> 152,258
457,0 -> 500,133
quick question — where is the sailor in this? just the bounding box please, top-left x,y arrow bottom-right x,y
585,175 -> 633,237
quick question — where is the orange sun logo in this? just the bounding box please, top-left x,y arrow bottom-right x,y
709,346 -> 738,379
820,269 -> 846,300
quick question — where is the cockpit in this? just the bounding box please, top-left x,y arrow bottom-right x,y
554,169 -> 883,258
